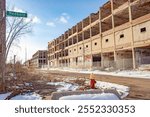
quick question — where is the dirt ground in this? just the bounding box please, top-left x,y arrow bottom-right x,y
38,70 -> 150,100
1,68 -> 150,100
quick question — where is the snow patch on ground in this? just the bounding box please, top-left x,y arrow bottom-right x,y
63,77 -> 79,82
84,80 -> 129,98
48,77 -> 129,99
11,92 -> 42,100
59,93 -> 119,100
95,81 -> 129,98
0,92 -> 12,100
47,82 -> 79,92
48,68 -> 150,79
113,70 -> 150,78
77,70 -> 150,79
24,82 -> 32,86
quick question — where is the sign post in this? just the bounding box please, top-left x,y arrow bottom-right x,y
0,9 -> 2,20
0,9 -> 5,21
0,44 -> 2,53
0,9 -> 28,91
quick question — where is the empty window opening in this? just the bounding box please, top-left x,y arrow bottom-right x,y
141,27 -> 146,33
95,42 -> 97,46
76,57 -> 78,64
106,39 -> 109,42
120,34 -> 124,38
92,55 -> 101,67
69,38 -> 72,46
78,33 -> 83,42
73,36 -> 77,44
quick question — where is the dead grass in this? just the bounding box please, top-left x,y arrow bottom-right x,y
1,67 -> 150,100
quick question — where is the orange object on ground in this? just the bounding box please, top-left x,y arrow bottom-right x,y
90,79 -> 96,89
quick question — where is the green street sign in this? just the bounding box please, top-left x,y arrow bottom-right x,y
6,11 -> 27,18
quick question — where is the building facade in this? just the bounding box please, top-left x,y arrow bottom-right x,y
48,0 -> 150,70
29,50 -> 48,68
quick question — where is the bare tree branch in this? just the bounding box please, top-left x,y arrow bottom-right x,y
6,16 -> 32,62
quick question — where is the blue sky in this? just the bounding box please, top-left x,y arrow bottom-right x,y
7,0 -> 108,62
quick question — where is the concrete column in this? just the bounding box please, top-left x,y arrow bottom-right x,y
128,0 -> 136,69
111,0 -> 117,69
82,21 -> 85,69
99,7 -> 104,69
89,15 -> 93,70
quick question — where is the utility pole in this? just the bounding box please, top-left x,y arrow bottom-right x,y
25,47 -> 27,62
13,55 -> 16,79
0,0 -> 6,91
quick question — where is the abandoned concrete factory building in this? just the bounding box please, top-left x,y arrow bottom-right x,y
48,0 -> 150,70
29,50 -> 48,68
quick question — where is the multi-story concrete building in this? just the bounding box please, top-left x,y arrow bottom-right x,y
48,0 -> 150,70
29,50 -> 48,68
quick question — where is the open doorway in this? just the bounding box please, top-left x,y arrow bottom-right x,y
92,54 -> 101,69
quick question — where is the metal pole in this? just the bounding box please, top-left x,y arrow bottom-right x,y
13,55 -> 16,79
25,47 -> 27,62
0,0 -> 6,91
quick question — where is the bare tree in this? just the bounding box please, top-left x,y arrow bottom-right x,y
1,15 -> 32,91
6,17 -> 32,61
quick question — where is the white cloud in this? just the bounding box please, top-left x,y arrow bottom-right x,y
24,14 -> 41,24
59,13 -> 70,24
55,13 -> 70,24
24,18 -> 31,23
46,13 -> 70,27
12,7 -> 24,12
31,16 -> 41,24
62,13 -> 68,16
11,7 -> 41,24
62,13 -> 70,19
46,21 -> 56,27
59,16 -> 68,24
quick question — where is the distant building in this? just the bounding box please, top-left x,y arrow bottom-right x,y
30,50 -> 48,68
24,60 -> 31,68
48,0 -> 150,70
